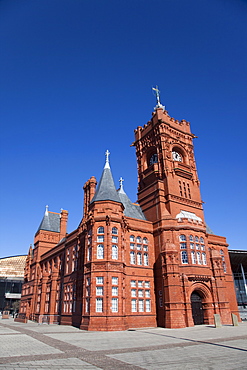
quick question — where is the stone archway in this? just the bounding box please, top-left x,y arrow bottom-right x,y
191,291 -> 204,325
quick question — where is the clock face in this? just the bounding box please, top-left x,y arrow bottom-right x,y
172,151 -> 182,162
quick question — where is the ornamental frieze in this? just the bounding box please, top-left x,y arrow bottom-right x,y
188,275 -> 211,282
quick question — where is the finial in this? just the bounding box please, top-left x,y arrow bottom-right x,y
104,149 -> 110,169
119,177 -> 124,190
45,205 -> 49,215
152,85 -> 165,111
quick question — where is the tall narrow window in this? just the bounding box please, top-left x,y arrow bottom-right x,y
130,235 -> 135,242
97,244 -> 104,259
197,252 -> 202,265
112,245 -> 118,259
179,180 -> 183,196
111,298 -> 118,312
137,252 -> 142,265
96,298 -> 103,312
181,251 -> 188,264
146,300 -> 151,312
131,299 -> 137,312
139,299 -> 144,312
112,287 -> 118,296
130,251 -> 135,264
187,183 -> 191,199
202,253 -> 207,265
144,253 -> 148,266
112,277 -> 118,285
191,251 -> 196,264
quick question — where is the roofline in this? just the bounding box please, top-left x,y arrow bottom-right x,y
0,255 -> 27,260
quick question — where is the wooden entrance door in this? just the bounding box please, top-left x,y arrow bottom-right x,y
191,292 -> 204,325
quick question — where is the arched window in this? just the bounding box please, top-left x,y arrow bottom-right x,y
112,227 -> 118,235
181,251 -> 188,264
149,153 -> 158,165
202,253 -> 207,265
144,253 -> 148,266
189,235 -> 194,242
220,250 -> 227,272
130,235 -> 135,242
179,235 -> 186,241
137,252 -> 142,265
130,251 -> 135,264
97,245 -> 104,259
143,237 -> 148,244
112,245 -> 118,260
200,237 -> 204,244
195,236 -> 199,243
97,226 -> 104,234
136,236 -> 142,243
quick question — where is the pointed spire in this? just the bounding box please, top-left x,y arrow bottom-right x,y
104,149 -> 110,169
91,151 -> 121,204
119,177 -> 124,192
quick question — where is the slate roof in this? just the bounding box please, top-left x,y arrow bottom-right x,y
37,208 -> 60,233
118,186 -> 146,220
91,154 -> 146,221
206,224 -> 214,235
91,161 -> 122,204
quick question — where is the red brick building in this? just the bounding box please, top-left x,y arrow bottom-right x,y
19,101 -> 239,330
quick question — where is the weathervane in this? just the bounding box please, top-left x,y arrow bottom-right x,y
119,177 -> 124,190
104,149 -> 110,169
152,85 -> 165,110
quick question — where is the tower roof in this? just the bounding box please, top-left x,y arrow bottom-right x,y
117,179 -> 146,220
91,150 -> 122,204
37,206 -> 60,233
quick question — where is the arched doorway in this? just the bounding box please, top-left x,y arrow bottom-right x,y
191,291 -> 204,325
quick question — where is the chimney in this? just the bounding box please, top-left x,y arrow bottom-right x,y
60,209 -> 68,239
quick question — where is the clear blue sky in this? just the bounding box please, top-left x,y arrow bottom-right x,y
0,0 -> 246,257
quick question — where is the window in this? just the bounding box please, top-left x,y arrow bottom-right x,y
111,298 -> 118,312
143,238 -> 148,245
180,242 -> 187,249
112,227 -> 118,234
138,299 -> 144,312
179,235 -> 186,241
112,235 -> 118,243
149,153 -> 158,165
97,235 -> 104,242
138,289 -> 144,297
97,226 -> 104,234
87,247 -> 92,261
130,280 -> 136,287
97,244 -> 104,259
130,243 -> 135,249
112,245 -> 118,259
138,280 -> 143,288
137,252 -> 142,265
130,251 -> 135,264
146,300 -> 151,312
190,243 -> 194,249
197,252 -> 202,265
191,251 -> 196,264
196,244 -> 200,250
85,298 -> 90,313
136,236 -> 142,243
144,253 -> 149,266
112,277 -> 118,285
96,286 -> 103,296
130,235 -> 135,242
195,236 -> 199,243
86,277 -> 90,286
143,244 -> 148,252
220,250 -> 227,272
131,299 -> 137,312
181,251 -> 188,264
96,276 -> 103,285
145,290 -> 150,298
189,235 -> 194,242
112,287 -> 118,296
137,244 -> 142,250
144,281 -> 150,288
96,298 -> 103,312
131,289 -> 136,297
202,253 -> 207,265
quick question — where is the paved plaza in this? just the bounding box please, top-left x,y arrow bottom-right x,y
0,317 -> 246,369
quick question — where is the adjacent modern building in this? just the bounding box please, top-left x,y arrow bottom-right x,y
0,255 -> 26,313
18,98 -> 240,330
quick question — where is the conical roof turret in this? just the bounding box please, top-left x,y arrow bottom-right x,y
91,150 -> 121,204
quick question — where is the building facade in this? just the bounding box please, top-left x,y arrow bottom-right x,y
18,102 -> 239,330
0,255 -> 26,314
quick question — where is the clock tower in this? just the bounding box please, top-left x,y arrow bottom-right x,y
132,89 -> 235,328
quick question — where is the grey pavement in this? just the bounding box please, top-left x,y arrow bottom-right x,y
0,317 -> 246,369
